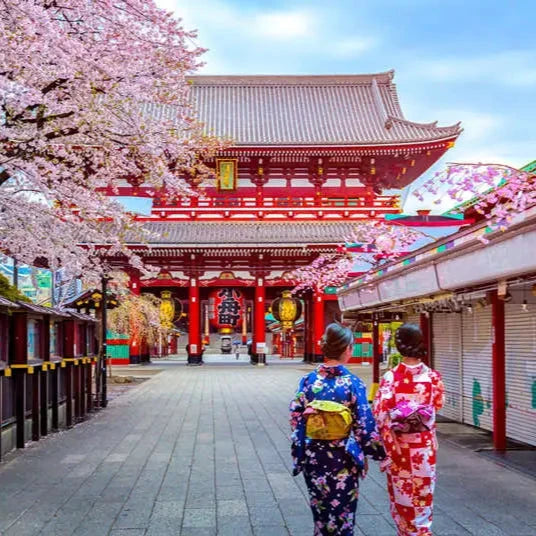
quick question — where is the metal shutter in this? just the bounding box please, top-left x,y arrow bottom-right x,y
505,304 -> 536,446
432,313 -> 463,421
462,306 -> 493,431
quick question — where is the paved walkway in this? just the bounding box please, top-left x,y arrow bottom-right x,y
0,363 -> 535,536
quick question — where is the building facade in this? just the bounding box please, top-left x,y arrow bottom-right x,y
338,200 -> 536,449
107,71 -> 461,364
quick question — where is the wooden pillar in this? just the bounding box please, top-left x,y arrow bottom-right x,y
86,359 -> 93,413
80,361 -> 87,417
370,318 -> 381,402
12,312 -> 27,365
74,359 -> 81,421
420,312 -> 432,367
78,324 -> 87,418
11,312 -> 27,448
188,277 -> 202,365
14,369 -> 26,448
64,319 -> 76,358
312,291 -> 324,363
65,363 -> 73,427
254,278 -> 266,365
32,368 -> 40,442
491,291 -> 506,450
41,316 -> 50,436
64,318 -> 76,427
51,366 -> 59,430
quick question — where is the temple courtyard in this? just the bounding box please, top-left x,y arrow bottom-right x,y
0,362 -> 534,536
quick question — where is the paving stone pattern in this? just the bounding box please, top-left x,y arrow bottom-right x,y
0,364 -> 535,535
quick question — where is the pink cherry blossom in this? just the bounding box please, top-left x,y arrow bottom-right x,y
1,1 -> 222,284
286,222 -> 427,292
415,163 -> 536,242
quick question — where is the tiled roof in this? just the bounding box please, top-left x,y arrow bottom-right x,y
135,221 -> 358,246
17,302 -> 70,317
0,296 -> 19,308
184,71 -> 461,146
64,309 -> 98,322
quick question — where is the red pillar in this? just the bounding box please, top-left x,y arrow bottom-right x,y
169,334 -> 178,355
63,319 -> 76,358
372,319 -> 380,385
12,313 -> 28,365
420,312 -> 432,367
254,278 -> 266,365
188,277 -> 202,365
312,291 -> 324,362
11,312 -> 28,448
491,291 -> 506,450
128,271 -> 141,364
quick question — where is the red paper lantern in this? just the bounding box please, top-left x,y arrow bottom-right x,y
208,288 -> 244,333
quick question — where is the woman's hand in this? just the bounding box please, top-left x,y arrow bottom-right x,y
379,458 -> 391,473
360,458 -> 369,479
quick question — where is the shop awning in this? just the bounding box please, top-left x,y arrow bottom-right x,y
338,206 -> 536,312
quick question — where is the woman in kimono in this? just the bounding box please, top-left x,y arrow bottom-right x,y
373,323 -> 445,536
289,323 -> 385,535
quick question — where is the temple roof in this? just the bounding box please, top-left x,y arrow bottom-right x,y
133,221 -> 358,246
185,71 -> 461,146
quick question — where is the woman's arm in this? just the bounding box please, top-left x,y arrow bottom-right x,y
372,371 -> 399,460
431,370 -> 446,411
289,376 -> 308,431
352,380 -> 385,460
289,375 -> 310,476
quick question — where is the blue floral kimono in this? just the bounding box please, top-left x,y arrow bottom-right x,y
290,364 -> 385,535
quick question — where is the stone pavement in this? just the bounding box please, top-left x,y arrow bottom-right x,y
0,363 -> 535,536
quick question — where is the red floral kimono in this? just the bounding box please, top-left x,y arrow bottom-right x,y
373,362 -> 445,536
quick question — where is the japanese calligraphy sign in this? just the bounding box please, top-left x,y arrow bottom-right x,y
216,158 -> 237,191
208,288 -> 244,332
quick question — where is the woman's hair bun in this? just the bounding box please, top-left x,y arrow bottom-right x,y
321,323 -> 354,359
395,323 -> 425,358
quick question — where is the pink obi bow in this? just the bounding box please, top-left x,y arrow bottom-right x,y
389,401 -> 434,434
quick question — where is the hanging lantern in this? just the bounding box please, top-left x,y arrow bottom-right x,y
208,288 -> 244,334
160,290 -> 175,330
272,290 -> 302,331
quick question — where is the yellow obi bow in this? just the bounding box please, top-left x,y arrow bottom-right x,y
305,400 -> 353,440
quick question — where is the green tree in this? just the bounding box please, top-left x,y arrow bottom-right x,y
0,273 -> 30,302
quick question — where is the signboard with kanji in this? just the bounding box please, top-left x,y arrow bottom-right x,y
208,288 -> 244,332
216,158 -> 238,191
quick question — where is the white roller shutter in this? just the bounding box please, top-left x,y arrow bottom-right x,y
462,306 -> 493,431
432,313 -> 462,421
505,304 -> 536,446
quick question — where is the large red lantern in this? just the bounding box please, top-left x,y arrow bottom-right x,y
208,288 -> 244,334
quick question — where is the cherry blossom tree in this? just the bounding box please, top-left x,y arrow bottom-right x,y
415,163 -> 536,241
286,222 -> 427,292
0,0 -> 222,283
108,291 -> 169,347
286,253 -> 355,294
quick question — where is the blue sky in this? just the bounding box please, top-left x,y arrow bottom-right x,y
156,0 -> 536,212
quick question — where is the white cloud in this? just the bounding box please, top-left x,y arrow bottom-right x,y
330,36 -> 378,57
409,50 -> 536,87
155,0 -> 380,73
254,10 -> 318,40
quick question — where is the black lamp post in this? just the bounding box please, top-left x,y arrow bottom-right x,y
100,276 -> 108,408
